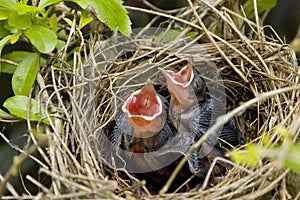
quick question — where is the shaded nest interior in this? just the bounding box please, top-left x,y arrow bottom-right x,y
4,0 -> 300,199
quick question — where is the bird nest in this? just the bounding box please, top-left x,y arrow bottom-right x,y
3,0 -> 300,199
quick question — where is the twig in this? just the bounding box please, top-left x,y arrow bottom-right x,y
125,6 -> 202,30
26,175 -> 51,194
142,0 -> 183,14
0,59 -> 18,66
116,180 -> 146,195
201,157 -> 254,190
0,131 -> 48,169
0,135 -> 49,197
187,0 -> 257,95
0,174 -> 19,198
199,0 -> 285,121
233,169 -> 290,200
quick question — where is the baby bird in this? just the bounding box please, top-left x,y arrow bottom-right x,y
160,59 -> 244,178
111,81 -> 193,192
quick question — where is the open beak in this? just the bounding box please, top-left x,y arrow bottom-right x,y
122,81 -> 164,135
159,62 -> 194,89
159,62 -> 195,106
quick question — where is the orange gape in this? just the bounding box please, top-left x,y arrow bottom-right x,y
125,83 -> 160,117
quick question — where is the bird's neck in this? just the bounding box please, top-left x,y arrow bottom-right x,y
171,91 -> 198,114
130,115 -> 166,138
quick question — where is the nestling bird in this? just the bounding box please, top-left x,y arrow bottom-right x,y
110,81 -> 194,192
160,59 -> 245,178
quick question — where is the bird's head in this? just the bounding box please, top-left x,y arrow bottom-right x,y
159,61 -> 199,112
122,81 -> 165,138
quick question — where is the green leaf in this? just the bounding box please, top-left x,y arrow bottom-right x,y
275,126 -> 291,139
15,3 -> 40,15
10,32 -> 21,44
229,150 -> 247,164
56,29 -> 66,50
0,21 -> 10,38
0,108 -> 17,120
79,10 -> 93,30
0,7 -> 10,20
3,20 -> 18,33
73,0 -> 131,36
8,12 -> 32,29
230,144 -> 262,167
12,53 -> 39,95
243,0 -> 278,18
154,29 -> 182,43
1,51 -> 33,74
261,131 -> 272,147
79,16 -> 92,29
3,95 -> 50,125
0,35 -> 13,71
0,34 -> 12,52
63,17 -> 73,27
284,144 -> 300,173
0,0 -> 16,10
49,13 -> 58,32
1,63 -> 15,74
38,0 -> 62,9
24,25 -> 57,53
246,144 -> 260,167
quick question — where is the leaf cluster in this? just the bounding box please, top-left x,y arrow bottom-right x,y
230,126 -> 300,174
0,0 -> 131,124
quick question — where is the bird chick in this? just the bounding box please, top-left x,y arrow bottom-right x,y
111,81 -> 193,192
160,59 -> 244,178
